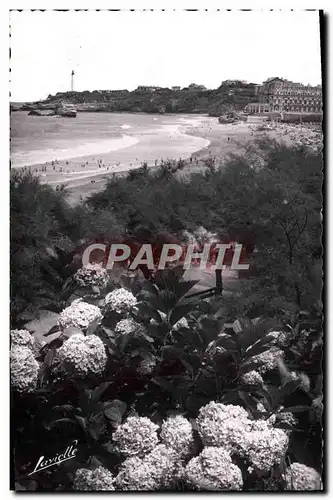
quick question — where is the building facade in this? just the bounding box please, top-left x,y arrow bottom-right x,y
245,77 -> 322,114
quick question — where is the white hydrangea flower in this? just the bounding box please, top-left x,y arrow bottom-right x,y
160,415 -> 194,457
10,329 -> 35,350
112,417 -> 159,457
196,402 -> 250,452
10,329 -> 45,358
283,463 -> 322,491
59,298 -> 103,330
73,467 -> 115,491
74,263 -> 109,289
114,318 -> 140,336
10,346 -> 39,393
104,288 -> 137,314
56,333 -> 107,377
240,370 -> 264,385
185,447 -> 243,491
270,409 -> 297,428
137,353 -> 156,375
182,230 -> 197,245
239,420 -> 289,474
250,346 -> 284,374
266,330 -> 291,347
145,444 -> 184,488
115,456 -> 159,491
172,317 -> 189,330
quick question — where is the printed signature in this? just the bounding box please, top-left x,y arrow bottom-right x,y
28,440 -> 78,475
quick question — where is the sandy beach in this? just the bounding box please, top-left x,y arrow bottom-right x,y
12,113 -> 322,205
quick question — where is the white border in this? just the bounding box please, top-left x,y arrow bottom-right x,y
2,1 -> 331,498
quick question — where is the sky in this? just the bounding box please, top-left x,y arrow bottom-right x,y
9,9 -> 322,102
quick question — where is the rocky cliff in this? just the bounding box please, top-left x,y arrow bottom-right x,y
15,81 -> 257,116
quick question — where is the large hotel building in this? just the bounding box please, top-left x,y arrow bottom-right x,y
246,77 -> 322,114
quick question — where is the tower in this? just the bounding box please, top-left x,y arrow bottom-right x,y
71,70 -> 75,92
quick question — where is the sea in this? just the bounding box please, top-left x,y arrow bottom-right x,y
10,111 -> 212,169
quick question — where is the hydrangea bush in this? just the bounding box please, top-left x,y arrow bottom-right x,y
10,269 -> 323,492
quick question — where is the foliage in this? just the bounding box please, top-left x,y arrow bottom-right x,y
11,267 -> 323,491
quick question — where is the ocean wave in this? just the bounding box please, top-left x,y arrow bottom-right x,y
11,134 -> 139,168
120,124 -> 132,129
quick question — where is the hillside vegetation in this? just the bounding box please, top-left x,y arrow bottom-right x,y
17,81 -> 257,116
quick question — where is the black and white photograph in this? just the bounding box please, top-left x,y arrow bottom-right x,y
9,8 -> 324,492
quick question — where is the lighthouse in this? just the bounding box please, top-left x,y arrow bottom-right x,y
71,70 -> 75,92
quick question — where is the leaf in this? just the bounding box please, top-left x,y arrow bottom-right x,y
44,324 -> 62,337
43,346 -> 57,368
63,326 -> 82,338
244,341 -> 273,360
15,479 -> 38,491
215,334 -> 237,351
174,280 -> 199,300
88,455 -> 104,467
151,377 -> 176,395
49,417 -> 77,429
238,390 -> 258,412
104,400 -> 127,426
52,404 -> 75,413
102,442 -> 118,454
199,317 -> 220,344
169,303 -> 194,326
92,382 -> 113,403
280,379 -> 301,398
74,415 -> 87,432
281,405 -> 311,413
86,319 -> 101,336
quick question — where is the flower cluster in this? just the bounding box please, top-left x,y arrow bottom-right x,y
193,226 -> 219,246
196,402 -> 289,475
10,346 -> 39,393
283,463 -> 322,491
112,417 -> 159,457
104,288 -> 137,315
10,329 -> 45,358
74,264 -> 109,289
250,346 -> 284,374
145,444 -> 184,488
196,402 -> 249,453
160,415 -> 194,457
55,333 -> 107,377
115,456 -> 158,491
11,329 -> 35,350
59,299 -> 103,330
115,445 -> 183,491
270,410 -> 297,429
240,370 -> 264,386
137,353 -> 156,375
185,447 -> 243,491
114,318 -> 140,336
73,467 -> 115,491
240,419 -> 289,474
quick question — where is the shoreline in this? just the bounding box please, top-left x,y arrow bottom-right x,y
11,114 -> 214,199
11,113 -> 322,205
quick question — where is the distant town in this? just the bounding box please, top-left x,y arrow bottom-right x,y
11,77 -> 322,121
